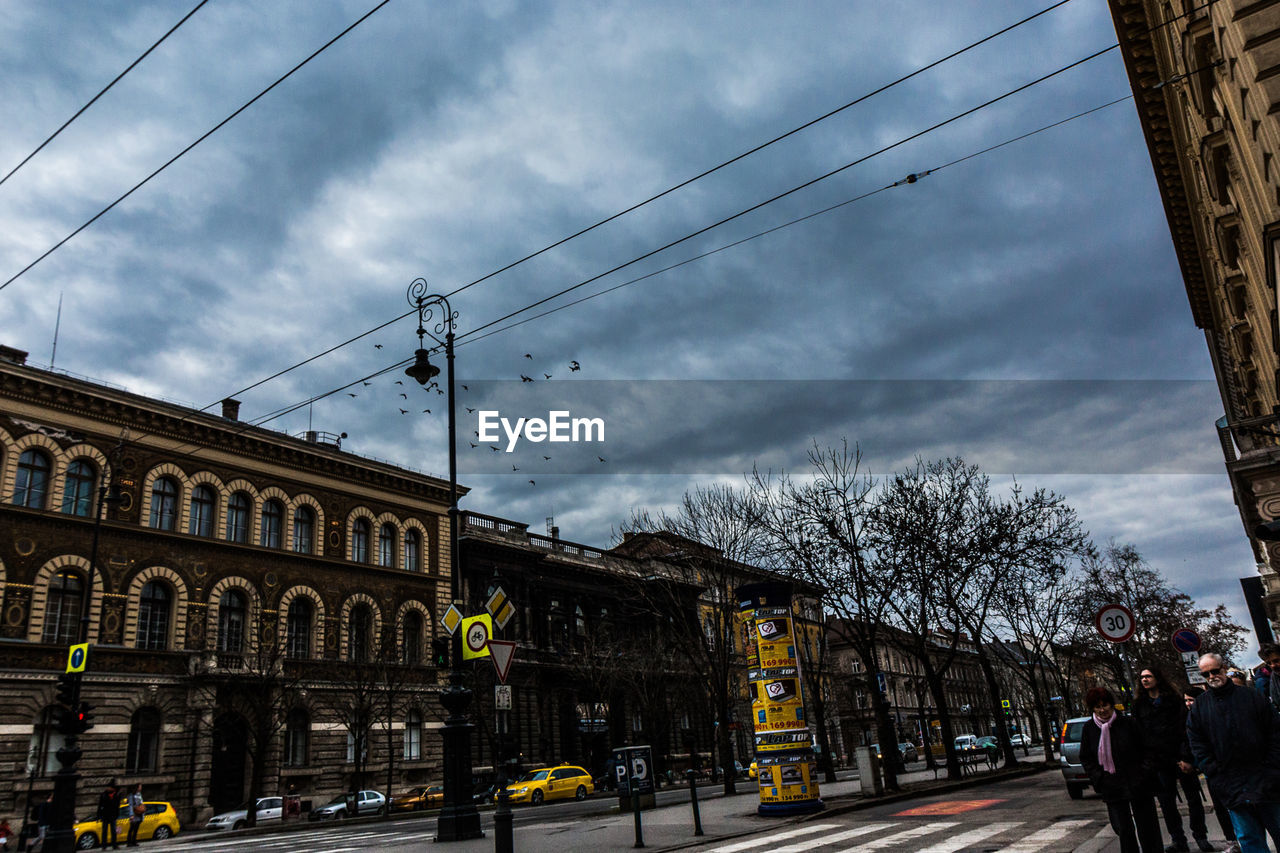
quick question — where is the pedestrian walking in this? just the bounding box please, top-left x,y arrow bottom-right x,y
1081,685 -> 1165,853
96,781 -> 119,850
1184,686 -> 1240,853
1188,652 -> 1280,853
29,792 -> 52,853
125,784 -> 143,847
1255,644 -> 1280,715
1135,665 -> 1211,852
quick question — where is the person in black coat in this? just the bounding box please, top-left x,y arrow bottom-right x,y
1080,686 -> 1165,853
1182,686 -> 1238,851
95,781 -> 119,851
1134,664 -> 1211,852
1188,652 -> 1280,853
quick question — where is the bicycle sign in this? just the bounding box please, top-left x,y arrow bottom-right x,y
1094,603 -> 1136,644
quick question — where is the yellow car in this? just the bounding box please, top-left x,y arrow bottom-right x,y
74,801 -> 180,848
391,785 -> 443,811
501,765 -> 594,805
748,761 -> 758,780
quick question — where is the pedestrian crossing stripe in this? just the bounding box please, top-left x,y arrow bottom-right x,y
698,819 -> 1102,853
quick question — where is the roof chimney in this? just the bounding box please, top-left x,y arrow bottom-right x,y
220,398 -> 241,420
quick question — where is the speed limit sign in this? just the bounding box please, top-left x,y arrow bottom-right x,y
1094,603 -> 1136,643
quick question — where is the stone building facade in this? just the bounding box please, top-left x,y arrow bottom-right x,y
0,346 -> 453,825
1108,0 -> 1280,633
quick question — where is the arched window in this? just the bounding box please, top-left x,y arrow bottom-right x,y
286,598 -> 312,660
188,485 -> 216,537
126,708 -> 161,773
403,611 -> 423,665
403,709 -> 423,760
226,492 -> 251,543
150,477 -> 179,530
351,518 -> 371,563
42,570 -> 84,645
292,506 -> 315,554
284,708 -> 310,767
260,499 -> 284,548
404,529 -> 421,572
217,590 -> 248,655
61,459 -> 96,516
14,449 -> 52,508
349,604 -> 372,663
378,523 -> 396,568
136,581 -> 171,651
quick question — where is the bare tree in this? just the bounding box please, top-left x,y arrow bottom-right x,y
620,484 -> 763,795
750,441 -> 904,791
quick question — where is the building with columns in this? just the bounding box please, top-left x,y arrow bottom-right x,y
0,344 -> 453,824
1109,0 -> 1280,636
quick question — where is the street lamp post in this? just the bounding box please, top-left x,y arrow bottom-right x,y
404,278 -> 483,842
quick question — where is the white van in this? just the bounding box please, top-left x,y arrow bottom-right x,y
953,734 -> 980,751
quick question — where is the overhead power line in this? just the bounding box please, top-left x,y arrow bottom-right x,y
0,1 -> 209,190
0,0 -> 393,294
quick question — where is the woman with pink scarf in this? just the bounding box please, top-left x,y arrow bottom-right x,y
1080,686 -> 1164,853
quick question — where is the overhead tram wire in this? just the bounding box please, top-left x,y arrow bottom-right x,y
0,0 -> 393,294
456,96 -> 1137,349
455,43 -> 1122,342
110,48 -> 1137,462
56,0 -> 1084,423
230,93 -> 1138,441
0,1 -> 209,189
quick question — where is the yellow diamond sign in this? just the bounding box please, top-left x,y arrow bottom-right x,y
485,587 -> 507,617
442,603 -> 464,636
494,600 -> 515,630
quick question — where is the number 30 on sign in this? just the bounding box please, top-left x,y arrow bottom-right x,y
1094,603 -> 1136,644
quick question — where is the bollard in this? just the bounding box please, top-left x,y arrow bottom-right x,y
494,789 -> 514,853
631,775 -> 645,848
686,769 -> 703,836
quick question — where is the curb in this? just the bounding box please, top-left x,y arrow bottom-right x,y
652,761 -> 1056,852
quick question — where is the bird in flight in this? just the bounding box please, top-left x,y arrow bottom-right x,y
422,409 -> 431,414
399,393 -> 407,399
544,373 -> 552,379
598,456 -> 606,462
346,392 -> 357,397
524,353 -> 533,359
528,480 -> 536,486
466,407 -> 475,414
461,384 -> 469,391
394,380 -> 403,385
489,445 -> 500,452
543,456 -> 551,461
569,361 -> 580,372
520,375 -> 534,382
374,344 -> 383,349
512,465 -> 519,471
469,442 -> 478,448
362,381 -> 372,386
399,408 -> 408,415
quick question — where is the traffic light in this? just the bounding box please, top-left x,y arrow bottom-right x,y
432,637 -> 451,669
54,671 -> 80,707
77,701 -> 95,733
50,704 -> 76,735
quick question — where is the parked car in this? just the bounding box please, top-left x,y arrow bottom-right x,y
953,734 -> 980,751
898,742 -> 919,762
308,790 -> 385,820
1059,716 -> 1090,799
204,797 -> 284,830
1009,733 -> 1032,748
74,801 -> 180,848
500,765 -> 594,805
390,786 -> 443,811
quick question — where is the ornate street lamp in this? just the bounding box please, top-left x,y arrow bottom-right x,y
405,278 -> 483,841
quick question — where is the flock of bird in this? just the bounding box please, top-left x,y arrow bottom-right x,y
344,347 -> 601,486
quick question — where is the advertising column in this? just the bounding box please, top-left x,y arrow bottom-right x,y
736,580 -> 824,816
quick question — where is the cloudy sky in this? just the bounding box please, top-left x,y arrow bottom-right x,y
0,1 -> 1259,655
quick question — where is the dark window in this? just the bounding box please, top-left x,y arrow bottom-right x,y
126,708 -> 161,773
218,590 -> 248,653
349,604 -> 372,663
42,570 -> 84,645
136,581 -> 171,650
352,519 -> 370,563
61,459 -> 96,516
31,707 -> 68,775
226,493 -> 251,543
404,529 -> 421,572
284,708 -> 309,767
293,506 -> 315,554
378,524 -> 396,567
14,449 -> 51,508
403,709 -> 422,760
261,500 -> 284,548
188,485 -> 216,537
403,611 -> 423,665
150,477 -> 179,530
286,598 -> 312,660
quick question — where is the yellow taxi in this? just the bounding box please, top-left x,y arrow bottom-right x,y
74,801 -> 180,848
391,785 -> 444,811
501,765 -> 594,805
